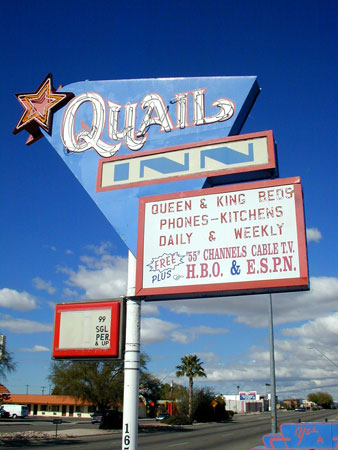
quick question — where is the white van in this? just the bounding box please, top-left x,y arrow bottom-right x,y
2,404 -> 29,418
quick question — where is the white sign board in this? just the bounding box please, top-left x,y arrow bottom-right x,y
58,308 -> 112,349
136,177 -> 308,299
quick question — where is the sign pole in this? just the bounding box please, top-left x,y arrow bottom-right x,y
122,251 -> 141,450
268,293 -> 277,433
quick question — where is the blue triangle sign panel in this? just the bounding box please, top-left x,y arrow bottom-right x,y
42,76 -> 260,255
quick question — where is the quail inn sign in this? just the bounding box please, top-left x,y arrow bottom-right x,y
14,74 -> 309,450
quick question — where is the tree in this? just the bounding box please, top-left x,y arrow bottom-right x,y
160,382 -> 188,402
139,373 -> 162,417
0,350 -> 16,403
49,353 -> 150,411
193,387 -> 228,422
49,360 -> 124,410
176,354 -> 207,421
307,391 -> 333,409
0,350 -> 16,380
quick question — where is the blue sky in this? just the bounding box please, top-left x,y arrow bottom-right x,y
1,0 -> 337,400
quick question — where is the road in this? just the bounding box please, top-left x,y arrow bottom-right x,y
0,410 -> 337,449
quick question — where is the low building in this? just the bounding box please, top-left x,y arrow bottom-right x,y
282,398 -> 301,410
222,391 -> 268,413
2,394 -> 93,418
1,393 -> 146,418
0,384 -> 11,404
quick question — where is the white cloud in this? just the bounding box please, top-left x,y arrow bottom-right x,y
32,277 -> 56,295
0,288 -> 38,311
142,303 -> 160,316
164,276 -> 338,327
282,313 -> 338,347
201,344 -> 336,390
59,255 -> 128,299
306,227 -> 322,243
44,245 -> 56,252
141,317 -> 179,345
62,287 -> 79,298
171,330 -> 190,344
189,326 -> 229,336
196,352 -> 221,363
85,241 -> 113,256
0,315 -> 52,333
141,318 -> 229,345
19,345 -> 50,352
194,325 -> 338,399
171,326 -> 229,344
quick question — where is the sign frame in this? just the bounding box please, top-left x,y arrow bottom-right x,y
96,130 -> 277,192
135,177 -> 309,300
52,299 -> 125,360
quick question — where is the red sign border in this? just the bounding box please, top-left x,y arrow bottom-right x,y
52,300 -> 124,359
135,177 -> 309,300
96,130 -> 277,192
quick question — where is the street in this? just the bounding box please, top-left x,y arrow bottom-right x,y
1,410 -> 337,449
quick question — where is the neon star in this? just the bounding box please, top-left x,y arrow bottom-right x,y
13,73 -> 74,145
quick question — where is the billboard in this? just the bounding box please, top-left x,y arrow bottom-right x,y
135,177 -> 309,299
240,391 -> 257,401
52,300 -> 125,359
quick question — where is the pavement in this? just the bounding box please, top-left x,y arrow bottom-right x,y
0,422 -> 180,444
0,428 -> 115,446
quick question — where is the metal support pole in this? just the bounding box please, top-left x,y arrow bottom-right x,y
268,293 -> 277,433
122,251 -> 141,450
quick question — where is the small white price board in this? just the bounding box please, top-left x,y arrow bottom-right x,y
53,300 -> 124,359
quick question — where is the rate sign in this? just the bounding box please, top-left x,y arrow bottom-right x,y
52,300 -> 124,359
136,177 -> 309,299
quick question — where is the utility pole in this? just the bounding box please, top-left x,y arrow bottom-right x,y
26,385 -> 29,395
41,386 -> 46,395
122,251 -> 141,450
265,383 -> 270,412
268,293 -> 277,433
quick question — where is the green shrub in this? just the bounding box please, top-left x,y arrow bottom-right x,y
225,410 -> 234,420
164,413 -> 192,425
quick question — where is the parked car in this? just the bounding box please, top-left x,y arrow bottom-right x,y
90,410 -> 103,424
295,407 -> 306,412
99,410 -> 123,429
155,412 -> 171,421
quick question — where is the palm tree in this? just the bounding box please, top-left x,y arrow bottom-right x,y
176,354 -> 207,421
